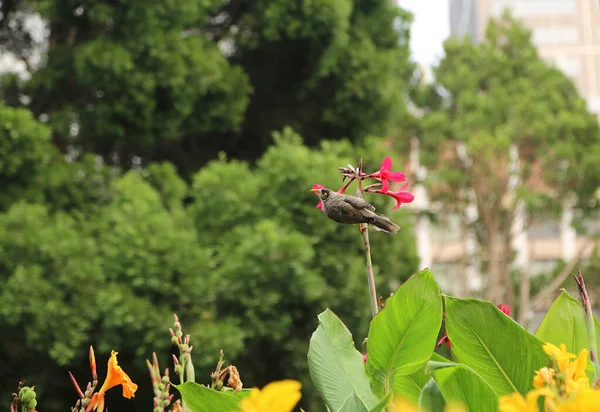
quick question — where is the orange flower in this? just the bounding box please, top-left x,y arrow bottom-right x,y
86,350 -> 138,412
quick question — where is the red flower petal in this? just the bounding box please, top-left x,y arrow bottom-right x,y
387,172 -> 407,182
363,353 -> 368,364
391,192 -> 415,210
381,179 -> 389,194
437,334 -> 451,348
497,304 -> 511,316
316,201 -> 324,211
380,157 -> 392,172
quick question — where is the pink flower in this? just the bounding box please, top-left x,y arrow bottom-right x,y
363,353 -> 368,364
369,157 -> 407,194
374,183 -> 415,210
437,334 -> 451,349
497,304 -> 511,316
311,183 -> 348,211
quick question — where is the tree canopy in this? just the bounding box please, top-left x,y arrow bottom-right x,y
416,12 -> 600,308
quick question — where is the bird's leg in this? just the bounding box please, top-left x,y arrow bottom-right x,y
358,224 -> 368,234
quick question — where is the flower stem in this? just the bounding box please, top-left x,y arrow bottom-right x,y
573,268 -> 598,363
357,158 -> 379,319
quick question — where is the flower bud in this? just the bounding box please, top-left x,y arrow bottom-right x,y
180,344 -> 189,352
171,336 -> 179,345
174,364 -> 183,375
19,387 -> 36,403
161,375 -> 170,384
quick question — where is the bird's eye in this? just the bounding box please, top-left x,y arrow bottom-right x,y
321,190 -> 328,197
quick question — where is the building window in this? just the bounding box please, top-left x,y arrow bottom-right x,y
493,0 -> 577,17
532,27 -> 579,46
527,219 -> 560,239
530,259 -> 559,276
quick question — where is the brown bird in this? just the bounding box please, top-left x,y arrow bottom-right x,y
311,187 -> 400,234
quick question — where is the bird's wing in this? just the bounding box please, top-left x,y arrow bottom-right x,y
342,195 -> 376,211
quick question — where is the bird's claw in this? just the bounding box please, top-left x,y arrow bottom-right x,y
359,224 -> 368,234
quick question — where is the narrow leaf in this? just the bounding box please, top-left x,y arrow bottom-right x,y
174,382 -> 240,412
308,309 -> 380,411
446,297 -> 548,396
366,269 -> 443,397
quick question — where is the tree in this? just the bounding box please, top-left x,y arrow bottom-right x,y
416,12 -> 600,310
187,129 -> 419,410
0,122 -> 419,411
2,0 -> 413,175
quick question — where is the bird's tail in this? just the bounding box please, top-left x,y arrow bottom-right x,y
371,214 -> 400,234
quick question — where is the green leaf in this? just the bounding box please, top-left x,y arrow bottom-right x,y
445,297 -> 548,396
369,393 -> 393,412
418,378 -> 446,412
434,364 -> 498,412
337,392 -> 369,412
308,309 -> 380,411
173,382 -> 241,412
535,290 -> 589,354
366,269 -> 443,397
395,353 -> 448,403
535,290 -> 595,380
223,388 -> 252,399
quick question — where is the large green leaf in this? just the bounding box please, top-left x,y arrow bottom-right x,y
535,290 -> 590,354
337,392 -> 369,412
366,269 -> 443,396
418,378 -> 446,412
445,297 -> 548,396
174,382 -> 240,412
431,363 -> 498,412
308,309 -> 380,411
394,353 -> 448,403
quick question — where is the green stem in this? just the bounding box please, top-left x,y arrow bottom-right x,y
574,268 -> 598,363
356,159 -> 379,319
362,227 -> 379,318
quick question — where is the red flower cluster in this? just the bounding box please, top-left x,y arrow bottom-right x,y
312,157 -> 414,211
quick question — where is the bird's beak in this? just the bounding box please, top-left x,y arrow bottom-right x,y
310,188 -> 320,194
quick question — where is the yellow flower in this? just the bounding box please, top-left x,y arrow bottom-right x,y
393,398 -> 419,412
564,349 -> 590,395
238,380 -> 301,412
86,350 -> 138,412
556,387 -> 600,412
543,343 -> 577,372
498,389 -> 546,412
534,367 -> 555,389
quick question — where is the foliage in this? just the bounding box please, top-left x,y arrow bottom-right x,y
414,11 -> 600,306
303,269 -> 600,412
0,117 -> 419,410
1,0 -> 414,175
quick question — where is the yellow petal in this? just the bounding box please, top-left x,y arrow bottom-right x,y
533,367 -> 555,389
239,380 -> 301,412
499,390 -> 543,412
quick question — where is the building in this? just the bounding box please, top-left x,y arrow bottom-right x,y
449,0 -> 600,114
409,2 -> 600,318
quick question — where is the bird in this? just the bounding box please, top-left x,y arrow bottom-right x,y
311,187 -> 400,234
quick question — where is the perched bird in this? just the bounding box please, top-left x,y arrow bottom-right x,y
311,187 -> 400,234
